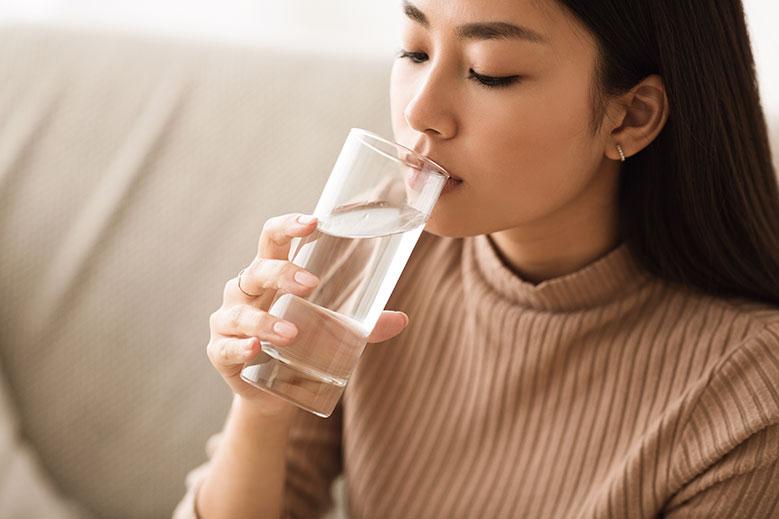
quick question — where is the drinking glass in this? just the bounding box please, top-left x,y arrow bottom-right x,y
240,128 -> 450,417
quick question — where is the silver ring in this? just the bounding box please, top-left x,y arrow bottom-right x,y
237,268 -> 261,298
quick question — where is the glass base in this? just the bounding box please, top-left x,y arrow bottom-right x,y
240,347 -> 346,418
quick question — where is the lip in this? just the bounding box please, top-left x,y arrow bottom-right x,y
408,147 -> 463,183
405,164 -> 461,191
441,176 -> 463,194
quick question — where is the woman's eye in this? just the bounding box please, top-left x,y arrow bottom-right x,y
468,69 -> 521,89
397,49 -> 521,90
397,49 -> 428,64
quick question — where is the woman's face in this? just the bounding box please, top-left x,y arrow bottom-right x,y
391,0 -> 618,238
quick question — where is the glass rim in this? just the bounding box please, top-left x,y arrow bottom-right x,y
350,128 -> 451,180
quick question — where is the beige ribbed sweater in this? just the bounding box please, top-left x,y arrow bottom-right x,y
174,231 -> 779,518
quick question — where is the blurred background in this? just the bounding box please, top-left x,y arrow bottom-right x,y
0,2 -> 776,519
1,0 -> 778,117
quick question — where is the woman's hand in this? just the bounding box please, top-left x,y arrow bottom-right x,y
206,213 -> 410,416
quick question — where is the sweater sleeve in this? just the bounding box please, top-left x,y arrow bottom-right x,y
662,321 -> 779,517
172,401 -> 343,519
282,400 -> 344,518
663,424 -> 779,518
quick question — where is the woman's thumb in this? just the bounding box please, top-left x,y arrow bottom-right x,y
367,311 -> 409,343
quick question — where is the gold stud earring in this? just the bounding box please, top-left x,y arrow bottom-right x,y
616,144 -> 626,162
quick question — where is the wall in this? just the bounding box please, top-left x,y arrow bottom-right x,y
0,0 -> 776,116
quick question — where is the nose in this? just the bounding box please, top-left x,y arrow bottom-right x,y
403,65 -> 457,140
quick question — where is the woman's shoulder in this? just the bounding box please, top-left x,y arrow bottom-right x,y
694,291 -> 779,356
708,296 -> 779,389
673,289 -> 779,424
648,275 -> 779,351
664,292 -> 779,491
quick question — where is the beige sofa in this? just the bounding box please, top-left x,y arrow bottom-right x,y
0,23 -> 776,519
0,24 -> 391,518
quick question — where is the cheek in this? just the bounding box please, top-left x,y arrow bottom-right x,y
390,64 -> 412,140
471,82 -> 602,220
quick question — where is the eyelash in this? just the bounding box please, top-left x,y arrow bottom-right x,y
396,49 -> 521,89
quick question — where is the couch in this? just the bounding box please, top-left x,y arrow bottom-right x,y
0,23 -> 391,518
0,22 -> 776,519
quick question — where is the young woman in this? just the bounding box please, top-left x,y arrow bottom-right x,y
176,1 -> 779,517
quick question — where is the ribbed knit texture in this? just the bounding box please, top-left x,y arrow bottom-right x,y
175,231 -> 779,518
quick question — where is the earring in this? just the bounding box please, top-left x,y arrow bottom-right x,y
616,144 -> 626,162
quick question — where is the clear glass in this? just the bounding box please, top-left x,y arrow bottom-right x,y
240,128 -> 449,417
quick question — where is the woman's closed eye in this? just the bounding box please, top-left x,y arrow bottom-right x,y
396,49 -> 522,89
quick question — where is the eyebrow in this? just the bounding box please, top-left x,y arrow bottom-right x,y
402,1 -> 548,44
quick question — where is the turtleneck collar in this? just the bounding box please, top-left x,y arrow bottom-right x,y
464,233 -> 652,313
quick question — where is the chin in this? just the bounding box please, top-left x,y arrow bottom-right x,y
423,212 -> 482,239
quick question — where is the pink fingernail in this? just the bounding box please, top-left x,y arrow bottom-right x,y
294,270 -> 319,287
274,321 -> 298,338
297,214 -> 316,224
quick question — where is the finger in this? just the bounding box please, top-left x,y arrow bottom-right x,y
258,213 -> 318,260
211,305 -> 300,344
367,311 -> 410,343
207,336 -> 259,370
223,260 -> 320,308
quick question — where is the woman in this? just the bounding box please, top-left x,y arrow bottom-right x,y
175,0 -> 779,517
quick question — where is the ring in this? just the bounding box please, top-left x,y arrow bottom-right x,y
237,268 -> 261,298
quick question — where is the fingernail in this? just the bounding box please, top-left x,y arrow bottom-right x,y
297,214 -> 316,224
243,339 -> 257,355
294,270 -> 319,287
274,321 -> 298,338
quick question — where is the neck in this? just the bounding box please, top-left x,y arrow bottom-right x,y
488,169 -> 621,285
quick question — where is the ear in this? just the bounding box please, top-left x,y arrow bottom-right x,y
604,74 -> 669,161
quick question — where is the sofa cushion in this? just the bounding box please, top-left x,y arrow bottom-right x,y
0,23 -> 392,518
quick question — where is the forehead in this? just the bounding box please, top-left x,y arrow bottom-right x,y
440,0 -> 553,26
403,0 -> 592,47
403,0 -> 597,66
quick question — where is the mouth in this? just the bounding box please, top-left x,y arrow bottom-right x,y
404,148 -> 464,184
404,161 -> 463,193
442,175 -> 464,194
428,158 -> 463,193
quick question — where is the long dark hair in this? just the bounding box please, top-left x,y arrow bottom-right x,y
558,0 -> 779,306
